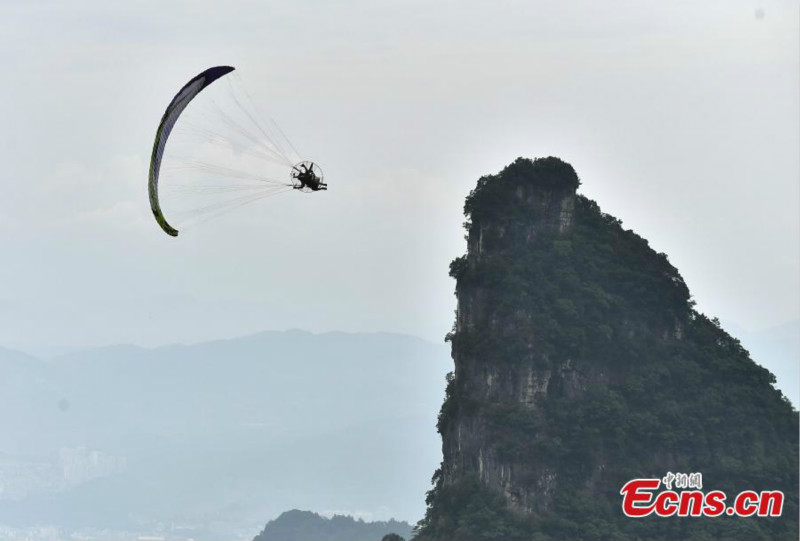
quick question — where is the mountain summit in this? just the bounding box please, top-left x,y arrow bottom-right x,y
415,157 -> 798,540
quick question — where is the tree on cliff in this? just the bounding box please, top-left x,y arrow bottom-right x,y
414,157 -> 798,541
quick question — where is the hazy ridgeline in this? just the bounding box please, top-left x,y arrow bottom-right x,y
0,331 -> 449,540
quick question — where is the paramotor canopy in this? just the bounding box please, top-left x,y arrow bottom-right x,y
149,66 -> 235,237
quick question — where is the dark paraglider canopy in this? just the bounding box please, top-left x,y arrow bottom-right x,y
149,66 -> 235,237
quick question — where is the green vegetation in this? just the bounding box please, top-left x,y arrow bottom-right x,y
416,158 -> 799,540
415,474 -> 535,541
254,510 -> 412,541
464,157 -> 581,224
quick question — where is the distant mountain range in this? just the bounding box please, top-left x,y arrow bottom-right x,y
0,330 -> 450,540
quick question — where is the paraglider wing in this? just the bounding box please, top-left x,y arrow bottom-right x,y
148,65 -> 236,237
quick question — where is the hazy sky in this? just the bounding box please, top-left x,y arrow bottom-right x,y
0,0 -> 797,353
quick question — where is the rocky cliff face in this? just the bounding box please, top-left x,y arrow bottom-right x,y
444,162 -> 580,514
416,157 -> 798,541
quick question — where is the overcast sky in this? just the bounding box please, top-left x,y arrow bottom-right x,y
0,0 -> 797,354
